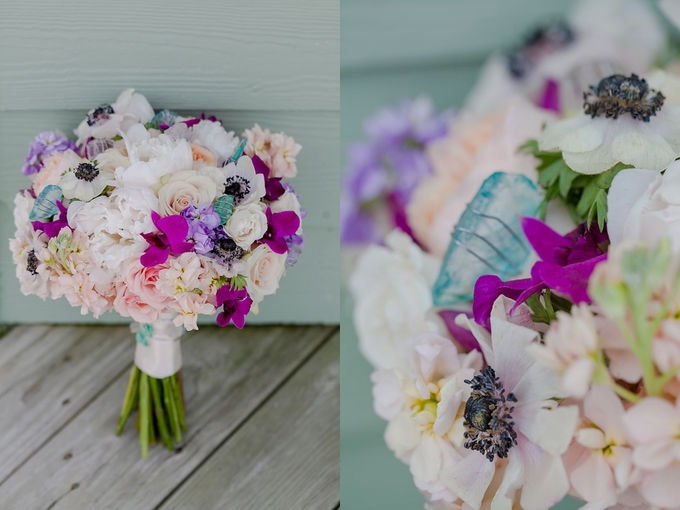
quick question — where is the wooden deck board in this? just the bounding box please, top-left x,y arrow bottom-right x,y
0,324 -> 338,509
160,331 -> 340,510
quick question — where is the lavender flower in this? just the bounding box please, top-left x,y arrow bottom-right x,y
22,131 -> 77,176
180,202 -> 221,255
341,97 -> 451,244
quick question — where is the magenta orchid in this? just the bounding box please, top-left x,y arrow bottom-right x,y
252,155 -> 285,201
215,284 -> 253,329
261,207 -> 301,254
473,217 -> 607,329
32,201 -> 71,238
140,211 -> 194,267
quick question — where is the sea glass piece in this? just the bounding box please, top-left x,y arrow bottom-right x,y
214,194 -> 235,225
29,184 -> 63,221
432,172 -> 541,306
148,109 -> 179,130
135,323 -> 153,347
226,139 -> 247,165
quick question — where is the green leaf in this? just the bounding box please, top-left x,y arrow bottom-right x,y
538,158 -> 563,188
229,274 -> 247,290
518,139 -> 539,154
558,163 -> 579,198
525,292 -> 554,325
596,189 -> 608,232
576,181 -> 600,218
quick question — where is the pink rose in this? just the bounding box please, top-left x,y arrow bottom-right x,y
114,260 -> 173,323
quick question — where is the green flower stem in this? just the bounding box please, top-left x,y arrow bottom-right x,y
116,365 -> 139,435
173,373 -> 187,432
150,377 -> 173,451
139,373 -> 150,458
163,377 -> 182,443
610,380 -> 641,403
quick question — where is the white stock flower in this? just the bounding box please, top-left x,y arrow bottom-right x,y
225,203 -> 267,249
349,229 -> 442,371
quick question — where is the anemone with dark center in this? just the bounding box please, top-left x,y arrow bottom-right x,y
74,162 -> 100,182
224,176 -> 251,204
463,366 -> 518,462
86,104 -> 115,126
507,20 -> 575,79
26,249 -> 39,275
583,74 -> 664,122
211,237 -> 244,265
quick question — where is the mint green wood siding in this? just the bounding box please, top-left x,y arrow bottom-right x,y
340,2 -> 582,508
0,0 -> 339,324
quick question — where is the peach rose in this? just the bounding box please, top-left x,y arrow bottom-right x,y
114,260 -> 173,323
157,170 -> 217,216
246,244 -> 287,306
190,142 -> 217,169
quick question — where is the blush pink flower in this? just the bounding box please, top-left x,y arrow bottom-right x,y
114,260 -> 173,323
623,396 -> 680,509
564,385 -> 638,509
269,132 -> 302,178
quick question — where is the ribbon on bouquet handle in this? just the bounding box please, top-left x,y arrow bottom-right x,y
132,316 -> 184,379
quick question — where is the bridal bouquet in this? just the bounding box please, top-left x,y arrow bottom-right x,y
347,1 -> 680,508
9,89 -> 304,457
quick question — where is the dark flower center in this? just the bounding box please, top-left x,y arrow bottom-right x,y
74,162 -> 100,182
507,20 -> 574,79
224,176 -> 251,204
584,74 -> 664,122
26,249 -> 39,275
86,104 -> 115,126
211,237 -> 244,264
463,366 -> 518,462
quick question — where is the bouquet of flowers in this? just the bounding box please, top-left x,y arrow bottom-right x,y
9,89 -> 305,457
347,1 -> 680,508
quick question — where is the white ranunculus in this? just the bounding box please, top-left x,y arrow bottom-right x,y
225,203 -> 268,249
166,120 -> 239,166
116,134 -> 194,189
607,162 -> 680,252
349,229 -> 442,371
245,244 -> 287,307
157,170 -> 217,216
95,147 -> 130,175
270,191 -> 303,235
74,89 -> 154,146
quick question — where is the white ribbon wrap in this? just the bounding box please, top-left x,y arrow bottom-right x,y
132,318 -> 184,379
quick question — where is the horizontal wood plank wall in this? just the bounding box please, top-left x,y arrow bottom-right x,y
0,0 -> 339,324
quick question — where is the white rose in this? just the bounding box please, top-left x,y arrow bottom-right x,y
608,162 -> 680,252
157,170 -> 217,216
225,203 -> 268,249
246,245 -> 287,305
349,229 -> 442,371
270,191 -> 303,235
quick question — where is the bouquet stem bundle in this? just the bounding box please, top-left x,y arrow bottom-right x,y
116,365 -> 186,457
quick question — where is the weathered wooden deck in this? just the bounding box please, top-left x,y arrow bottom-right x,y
0,324 -> 339,510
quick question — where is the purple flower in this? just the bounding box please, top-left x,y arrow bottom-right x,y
341,97 -> 451,244
23,131 -> 77,176
261,207 -> 300,254
32,201 -> 71,238
438,310 -> 481,353
281,183 -> 306,267
252,155 -> 285,201
140,211 -> 194,267
472,217 -> 608,329
180,202 -> 221,255
216,285 -> 252,328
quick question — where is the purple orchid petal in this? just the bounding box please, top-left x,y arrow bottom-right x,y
32,201 -> 71,238
473,274 -> 536,329
521,217 -> 572,265
271,210 -> 300,238
182,118 -> 201,128
438,310 -> 481,353
538,79 -> 561,113
252,155 -> 285,201
141,245 -> 170,267
216,285 -> 253,328
539,254 -> 607,303
386,191 -> 418,242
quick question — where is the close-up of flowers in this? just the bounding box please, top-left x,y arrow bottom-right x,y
344,0 -> 680,508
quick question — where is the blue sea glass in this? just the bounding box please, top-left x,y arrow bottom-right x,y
148,109 -> 179,129
432,172 -> 541,306
29,184 -> 63,221
227,139 -> 247,165
214,194 -> 235,225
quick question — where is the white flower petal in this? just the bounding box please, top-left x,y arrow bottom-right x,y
638,463 -> 680,509
433,387 -> 463,437
551,121 -> 605,153
538,115 -> 593,152
563,143 -> 617,175
607,168 -> 660,245
440,452 -> 496,510
569,451 -> 618,507
611,131 -> 676,172
632,440 -> 676,471
410,434 -> 443,483
516,433 -> 571,510
385,411 -> 420,460
519,405 -> 579,456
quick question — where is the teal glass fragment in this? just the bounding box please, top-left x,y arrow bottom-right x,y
432,172 -> 541,306
214,194 -> 235,225
148,109 -> 179,130
226,139 -> 247,165
135,324 -> 153,347
29,184 -> 63,221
